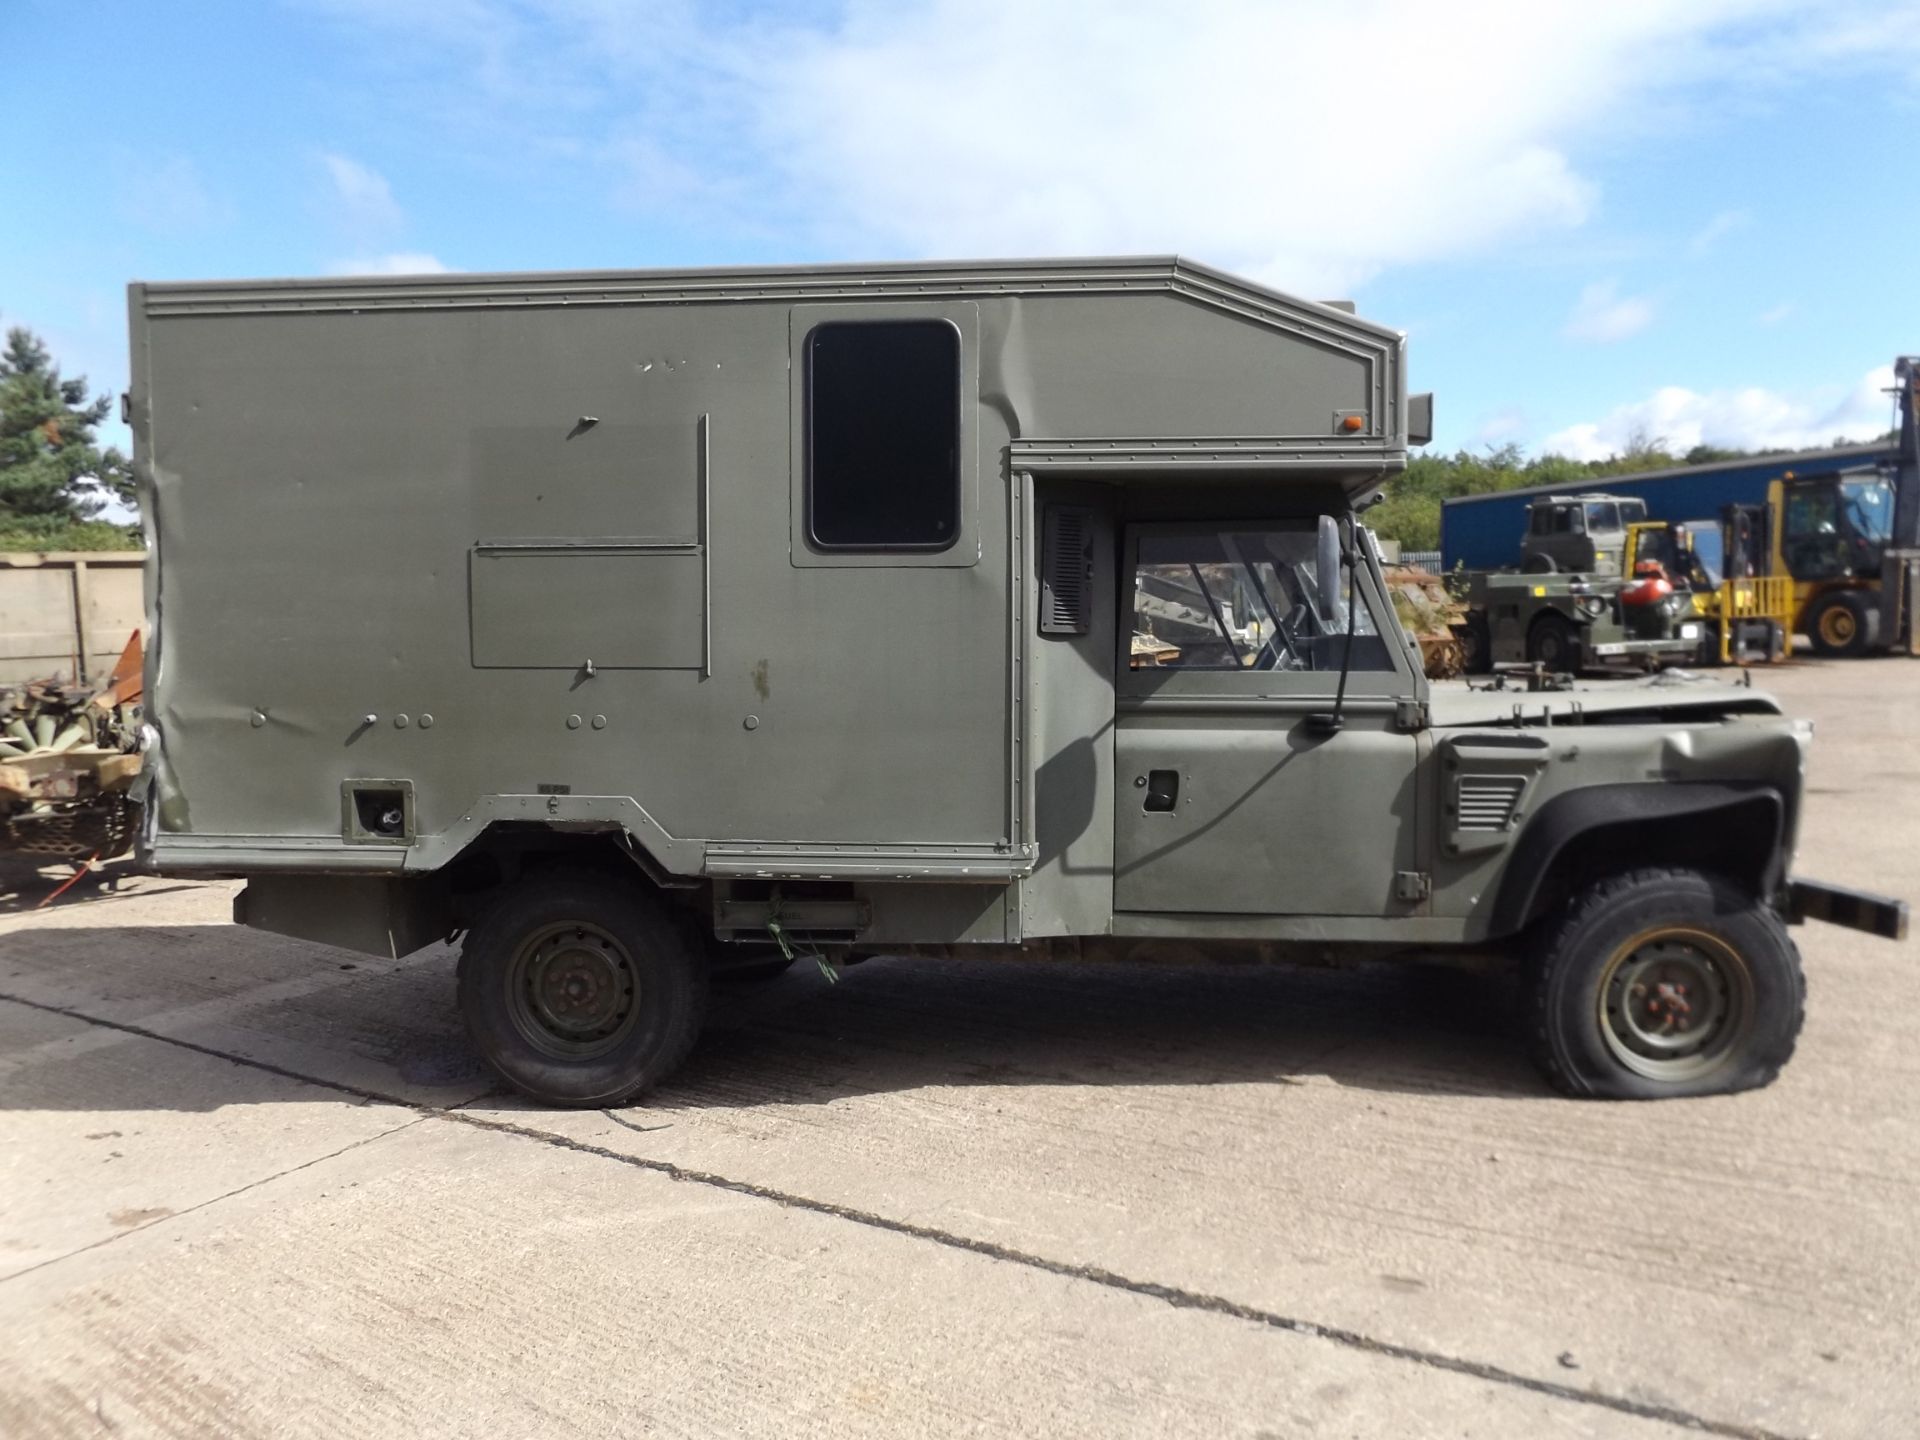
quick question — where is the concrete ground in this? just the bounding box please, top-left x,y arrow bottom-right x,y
1,658 -> 1914,1439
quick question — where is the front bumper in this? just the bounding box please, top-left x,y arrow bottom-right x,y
1588,636 -> 1698,660
1785,878 -> 1909,940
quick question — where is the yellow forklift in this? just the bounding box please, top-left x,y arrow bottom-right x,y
1623,512 -> 1793,665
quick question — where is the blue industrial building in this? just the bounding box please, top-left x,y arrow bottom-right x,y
1439,442 -> 1895,572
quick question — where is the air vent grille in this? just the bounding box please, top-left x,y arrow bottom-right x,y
1040,505 -> 1094,635
1457,774 -> 1526,832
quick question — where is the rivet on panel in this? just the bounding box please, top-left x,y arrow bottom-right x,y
249,709 -> 267,728
591,714 -> 607,730
419,714 -> 434,729
743,715 -> 759,731
394,714 -> 410,729
567,714 -> 583,730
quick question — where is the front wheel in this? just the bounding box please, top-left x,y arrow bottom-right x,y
1807,590 -> 1877,657
458,875 -> 708,1106
1526,868 -> 1804,1099
1527,613 -> 1583,673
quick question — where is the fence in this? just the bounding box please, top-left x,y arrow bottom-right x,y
0,552 -> 146,685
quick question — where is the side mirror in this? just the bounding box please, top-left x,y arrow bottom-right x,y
1316,514 -> 1344,621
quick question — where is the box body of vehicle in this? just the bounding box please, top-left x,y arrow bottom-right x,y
129,259 -> 1902,1104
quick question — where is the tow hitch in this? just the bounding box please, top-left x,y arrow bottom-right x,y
1785,879 -> 1909,941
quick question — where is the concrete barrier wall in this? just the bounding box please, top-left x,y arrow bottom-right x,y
0,552 -> 145,685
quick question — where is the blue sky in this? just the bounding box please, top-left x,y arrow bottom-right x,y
5,0 -> 1918,463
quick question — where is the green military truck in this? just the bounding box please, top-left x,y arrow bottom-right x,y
1515,492 -> 1646,576
1454,494 -> 1703,673
128,257 -> 1904,1105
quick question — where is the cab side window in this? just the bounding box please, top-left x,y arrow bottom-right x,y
805,320 -> 960,551
1129,528 -> 1394,673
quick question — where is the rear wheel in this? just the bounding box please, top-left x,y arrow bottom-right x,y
458,874 -> 707,1106
1526,868 -> 1803,1099
1808,590 -> 1877,657
1527,613 -> 1583,673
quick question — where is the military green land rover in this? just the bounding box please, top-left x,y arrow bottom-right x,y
127,257 -> 1906,1105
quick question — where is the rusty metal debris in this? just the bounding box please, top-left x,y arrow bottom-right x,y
0,631 -> 143,862
1383,565 -> 1468,679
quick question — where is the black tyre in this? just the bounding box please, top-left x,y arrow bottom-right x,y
1527,613 -> 1583,673
1807,590 -> 1876,657
458,875 -> 708,1106
1526,868 -> 1804,1100
1521,553 -> 1558,574
1456,614 -> 1493,675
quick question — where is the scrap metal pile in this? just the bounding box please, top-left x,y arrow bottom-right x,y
0,633 -> 144,863
1383,564 -> 1468,679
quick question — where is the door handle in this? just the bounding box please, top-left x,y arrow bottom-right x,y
1143,770 -> 1179,812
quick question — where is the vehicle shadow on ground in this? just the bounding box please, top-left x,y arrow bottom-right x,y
0,922 -> 1544,1112
670,957 -> 1542,1107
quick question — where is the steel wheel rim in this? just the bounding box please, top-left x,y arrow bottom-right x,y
1596,927 -> 1753,1081
1820,606 -> 1855,646
1537,626 -> 1569,668
505,920 -> 641,1059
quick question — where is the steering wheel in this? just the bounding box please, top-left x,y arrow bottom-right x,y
1252,603 -> 1309,670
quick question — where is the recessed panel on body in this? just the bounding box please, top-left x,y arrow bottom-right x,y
469,549 -> 704,669
469,422 -> 697,541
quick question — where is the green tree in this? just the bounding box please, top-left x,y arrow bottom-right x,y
0,327 -> 135,527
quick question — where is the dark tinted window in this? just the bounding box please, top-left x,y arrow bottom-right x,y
807,320 -> 960,550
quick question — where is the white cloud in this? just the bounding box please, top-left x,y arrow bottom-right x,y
1542,365 -> 1896,459
324,253 -> 453,276
745,2 -> 1676,296
298,0 -> 1810,297
1688,208 -> 1750,254
295,0 -> 1920,299
118,155 -> 231,234
1473,407 -> 1529,447
320,152 -> 404,235
1756,301 -> 1794,326
1563,280 -> 1656,343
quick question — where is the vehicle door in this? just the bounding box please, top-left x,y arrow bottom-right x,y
1529,502 -> 1583,573
1112,521 -> 1423,917
1782,482 -> 1848,581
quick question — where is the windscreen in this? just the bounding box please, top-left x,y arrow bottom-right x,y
1585,501 -> 1623,532
1841,477 -> 1894,543
1685,524 -> 1724,587
1131,527 -> 1393,673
